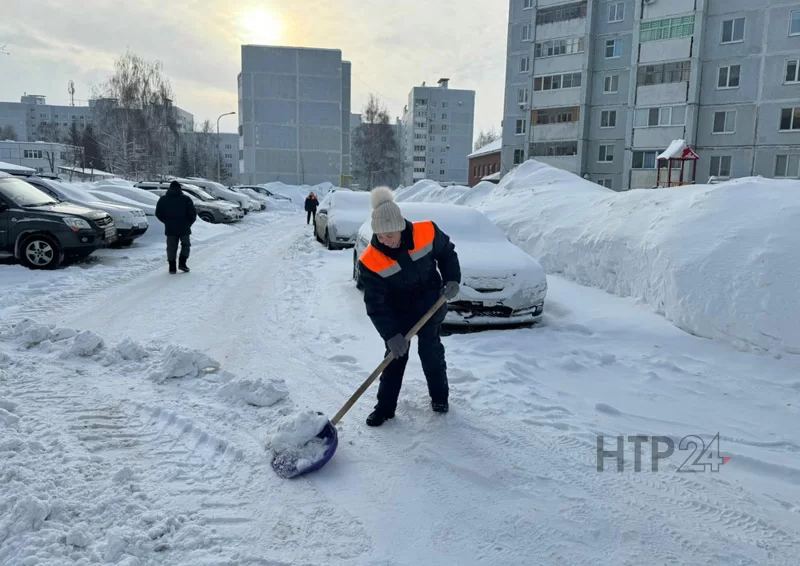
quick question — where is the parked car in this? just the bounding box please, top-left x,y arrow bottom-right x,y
231,185 -> 292,202
148,188 -> 243,224
352,202 -> 548,327
25,176 -> 149,247
174,178 -> 261,212
135,182 -> 244,223
314,190 -> 371,250
0,172 -> 117,269
87,184 -> 161,212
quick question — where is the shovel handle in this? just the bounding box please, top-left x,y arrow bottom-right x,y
330,295 -> 449,426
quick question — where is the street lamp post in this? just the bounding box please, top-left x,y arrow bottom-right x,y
216,111 -> 236,183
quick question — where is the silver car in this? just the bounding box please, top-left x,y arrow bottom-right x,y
314,190 -> 371,250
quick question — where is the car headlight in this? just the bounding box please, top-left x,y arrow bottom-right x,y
63,218 -> 91,231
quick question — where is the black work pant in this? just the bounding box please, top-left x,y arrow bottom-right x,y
306,210 -> 316,224
166,234 -> 191,262
376,310 -> 449,413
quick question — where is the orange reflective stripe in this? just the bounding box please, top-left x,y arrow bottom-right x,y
409,221 -> 435,261
360,245 -> 400,277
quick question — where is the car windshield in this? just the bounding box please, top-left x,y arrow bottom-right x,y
184,186 -> 216,201
0,178 -> 59,207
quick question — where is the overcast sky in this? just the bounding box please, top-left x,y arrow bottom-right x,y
0,0 -> 508,140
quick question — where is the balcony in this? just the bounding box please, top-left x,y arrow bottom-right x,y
633,126 -> 686,148
639,37 -> 693,64
531,121 -> 580,142
630,170 -> 659,189
535,1 -> 588,40
535,155 -> 580,174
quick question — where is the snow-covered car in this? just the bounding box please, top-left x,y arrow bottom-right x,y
232,185 -> 292,202
88,184 -> 161,213
25,177 -> 149,247
352,202 -> 547,327
177,178 -> 261,212
314,190 -> 371,250
148,188 -> 242,224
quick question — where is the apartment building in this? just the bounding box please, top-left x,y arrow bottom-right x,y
502,0 -> 800,189
400,79 -> 475,186
237,45 -> 352,186
0,140 -> 83,175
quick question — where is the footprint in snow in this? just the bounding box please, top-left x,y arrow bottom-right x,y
329,355 -> 359,366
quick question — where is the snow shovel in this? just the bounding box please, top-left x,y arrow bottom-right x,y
271,294 -> 449,479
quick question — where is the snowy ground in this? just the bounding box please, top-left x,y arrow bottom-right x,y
2,211 -> 800,565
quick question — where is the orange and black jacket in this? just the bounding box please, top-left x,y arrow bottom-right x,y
358,219 -> 460,340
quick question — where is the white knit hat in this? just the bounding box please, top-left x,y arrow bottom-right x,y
370,187 -> 405,233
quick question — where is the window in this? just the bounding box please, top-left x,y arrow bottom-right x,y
442,102 -> 448,108
536,1 -> 587,25
604,74 -> 619,93
522,24 -> 532,42
713,111 -> 736,134
533,72 -> 582,91
635,106 -> 686,127
516,119 -> 527,135
637,61 -> 691,86
632,150 -> 659,169
442,113 -> 448,120
523,0 -> 533,8
605,39 -> 622,58
780,107 -> 800,131
792,10 -> 800,36
785,60 -> 800,84
534,106 -> 580,125
599,144 -> 615,163
440,170 -> 446,175
23,149 -> 43,159
440,158 -> 446,164
600,110 -> 617,128
608,2 -> 624,23
441,125 -> 448,132
225,144 -> 232,150
709,156 -> 732,177
640,15 -> 695,42
721,17 -> 745,43
513,149 -> 525,164
535,37 -> 585,58
597,179 -> 613,189
520,56 -> 530,73
775,155 -> 800,177
224,153 -> 233,159
518,87 -> 529,105
717,65 -> 740,88
531,141 -> 579,156
442,136 -> 447,141
414,167 -> 426,173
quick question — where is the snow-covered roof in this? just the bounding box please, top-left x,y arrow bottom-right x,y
657,139 -> 698,161
468,139 -> 502,159
57,165 -> 116,177
0,160 -> 35,174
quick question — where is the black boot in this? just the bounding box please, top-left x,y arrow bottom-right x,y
168,260 -> 177,274
431,401 -> 449,413
366,408 -> 395,427
178,257 -> 190,273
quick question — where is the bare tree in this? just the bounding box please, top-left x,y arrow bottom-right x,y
0,125 -> 17,140
474,127 -> 501,152
188,120 -> 217,179
91,51 -> 179,179
352,94 -> 400,190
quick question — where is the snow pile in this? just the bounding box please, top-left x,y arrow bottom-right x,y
149,346 -> 220,381
267,411 -> 330,472
396,180 -> 470,204
396,160 -> 800,354
219,377 -> 289,407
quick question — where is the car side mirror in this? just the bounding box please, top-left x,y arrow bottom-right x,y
319,209 -> 327,214
0,201 -> 8,213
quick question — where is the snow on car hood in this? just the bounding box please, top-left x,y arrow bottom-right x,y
330,208 -> 371,238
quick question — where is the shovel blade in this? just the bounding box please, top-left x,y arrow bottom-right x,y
270,420 -> 339,479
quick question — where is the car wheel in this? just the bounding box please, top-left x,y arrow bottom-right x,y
325,228 -> 335,250
20,234 -> 63,270
353,251 -> 363,289
199,212 -> 215,223
119,238 -> 135,247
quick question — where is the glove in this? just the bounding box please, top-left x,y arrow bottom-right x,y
443,281 -> 460,299
387,334 -> 409,358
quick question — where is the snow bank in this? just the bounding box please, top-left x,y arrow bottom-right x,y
219,377 -> 289,407
396,180 -> 470,204
399,161 -> 800,355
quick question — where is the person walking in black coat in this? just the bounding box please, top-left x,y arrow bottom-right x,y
304,192 -> 319,225
357,186 -> 461,427
155,180 -> 197,274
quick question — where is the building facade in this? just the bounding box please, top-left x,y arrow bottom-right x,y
502,0 -> 800,189
0,140 -> 83,175
400,79 -> 476,186
468,139 -> 502,186
237,45 -> 352,186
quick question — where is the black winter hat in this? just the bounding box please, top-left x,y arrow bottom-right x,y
169,180 -> 181,190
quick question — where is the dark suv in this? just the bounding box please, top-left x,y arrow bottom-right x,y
0,173 -> 117,269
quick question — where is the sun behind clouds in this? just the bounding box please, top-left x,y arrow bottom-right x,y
237,8 -> 283,44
